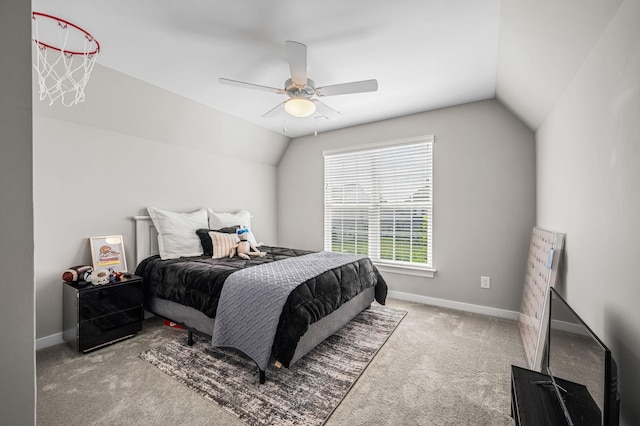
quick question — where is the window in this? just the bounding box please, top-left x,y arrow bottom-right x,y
323,136 -> 433,272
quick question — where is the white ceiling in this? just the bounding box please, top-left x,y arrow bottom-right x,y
31,0 -> 502,138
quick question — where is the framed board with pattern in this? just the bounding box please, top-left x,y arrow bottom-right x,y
517,227 -> 565,371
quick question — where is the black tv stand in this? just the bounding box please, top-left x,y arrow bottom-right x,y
531,379 -> 568,394
511,365 -> 601,426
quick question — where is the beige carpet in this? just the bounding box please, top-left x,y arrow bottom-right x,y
37,298 -> 526,425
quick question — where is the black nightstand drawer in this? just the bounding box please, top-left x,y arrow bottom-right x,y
78,307 -> 143,352
78,280 -> 143,320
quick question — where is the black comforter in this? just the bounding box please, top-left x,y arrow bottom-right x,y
135,246 -> 387,367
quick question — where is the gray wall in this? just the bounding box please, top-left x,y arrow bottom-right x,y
536,1 -> 640,424
496,0 -> 623,130
278,100 -> 535,312
0,0 -> 35,423
33,64 -> 290,341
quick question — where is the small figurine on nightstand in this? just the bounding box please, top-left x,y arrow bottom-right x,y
89,269 -> 110,285
108,269 -> 133,282
110,270 -> 125,282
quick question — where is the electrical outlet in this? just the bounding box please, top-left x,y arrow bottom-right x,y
480,276 -> 491,289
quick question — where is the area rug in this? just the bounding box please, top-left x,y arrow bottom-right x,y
140,304 -> 406,425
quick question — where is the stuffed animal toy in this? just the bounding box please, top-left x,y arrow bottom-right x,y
231,228 -> 266,260
90,269 -> 110,285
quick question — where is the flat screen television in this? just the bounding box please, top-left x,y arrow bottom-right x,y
545,287 -> 620,426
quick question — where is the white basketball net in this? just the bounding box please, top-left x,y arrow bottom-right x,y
32,13 -> 100,107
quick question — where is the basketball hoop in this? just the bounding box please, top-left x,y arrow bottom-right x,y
32,12 -> 100,107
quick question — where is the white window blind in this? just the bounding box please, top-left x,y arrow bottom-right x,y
323,136 -> 433,269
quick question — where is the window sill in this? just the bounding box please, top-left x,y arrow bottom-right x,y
373,262 -> 436,278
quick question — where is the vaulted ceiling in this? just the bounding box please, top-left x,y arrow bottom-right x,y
31,0 -> 624,138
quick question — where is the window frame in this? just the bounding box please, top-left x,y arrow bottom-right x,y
323,135 -> 435,277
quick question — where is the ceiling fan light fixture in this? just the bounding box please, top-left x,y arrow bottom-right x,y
284,98 -> 316,117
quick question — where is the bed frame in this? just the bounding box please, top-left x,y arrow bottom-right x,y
133,215 -> 375,383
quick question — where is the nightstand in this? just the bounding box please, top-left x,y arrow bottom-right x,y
63,275 -> 144,352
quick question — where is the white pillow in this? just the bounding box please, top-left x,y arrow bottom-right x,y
208,209 -> 252,229
147,207 -> 208,259
208,209 -> 259,246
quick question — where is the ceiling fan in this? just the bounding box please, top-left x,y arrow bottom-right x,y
219,41 -> 378,119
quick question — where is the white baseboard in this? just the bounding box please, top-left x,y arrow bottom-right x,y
387,290 -> 519,321
36,332 -> 64,351
35,293 -> 518,350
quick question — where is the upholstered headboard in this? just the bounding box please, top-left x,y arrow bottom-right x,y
133,215 -> 158,266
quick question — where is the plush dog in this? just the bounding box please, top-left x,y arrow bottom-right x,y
231,228 -> 265,260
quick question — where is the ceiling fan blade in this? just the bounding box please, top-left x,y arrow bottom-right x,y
219,78 -> 284,94
313,99 -> 342,119
315,79 -> 378,97
285,41 -> 307,87
261,101 -> 285,118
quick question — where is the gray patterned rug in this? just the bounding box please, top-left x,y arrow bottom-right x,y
140,304 -> 406,425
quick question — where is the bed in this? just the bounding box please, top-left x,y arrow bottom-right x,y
133,212 -> 388,384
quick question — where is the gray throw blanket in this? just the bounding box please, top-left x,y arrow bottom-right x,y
211,251 -> 364,371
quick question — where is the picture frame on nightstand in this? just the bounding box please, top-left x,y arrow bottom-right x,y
89,235 -> 128,272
